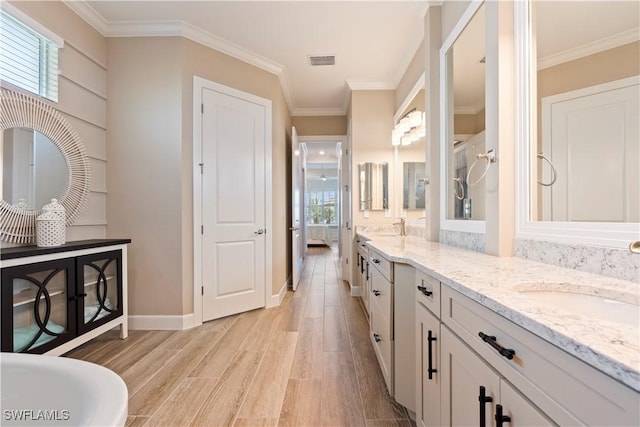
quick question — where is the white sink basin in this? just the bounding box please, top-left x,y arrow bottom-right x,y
0,353 -> 128,426
517,288 -> 640,326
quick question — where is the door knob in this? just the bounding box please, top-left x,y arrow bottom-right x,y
289,227 -> 299,231
254,229 -> 265,235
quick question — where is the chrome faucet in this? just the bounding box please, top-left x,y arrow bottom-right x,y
393,218 -> 406,236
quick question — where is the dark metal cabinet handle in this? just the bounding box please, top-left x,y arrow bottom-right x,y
479,386 -> 493,427
371,258 -> 380,264
427,330 -> 437,380
479,332 -> 516,360
495,404 -> 511,427
372,289 -> 381,297
417,285 -> 433,297
373,333 -> 381,343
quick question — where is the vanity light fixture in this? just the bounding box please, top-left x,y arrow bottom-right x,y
392,109 -> 425,146
320,173 -> 327,182
319,150 -> 325,155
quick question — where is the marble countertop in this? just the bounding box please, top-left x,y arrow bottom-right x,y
358,232 -> 640,392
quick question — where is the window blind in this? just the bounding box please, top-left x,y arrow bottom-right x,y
0,10 -> 59,102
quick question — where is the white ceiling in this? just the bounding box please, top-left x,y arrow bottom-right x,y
67,0 -> 429,116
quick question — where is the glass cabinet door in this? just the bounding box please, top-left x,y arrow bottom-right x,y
77,251 -> 123,334
1,258 -> 75,353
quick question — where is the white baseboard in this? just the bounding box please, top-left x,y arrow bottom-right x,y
128,313 -> 195,330
267,277 -> 290,308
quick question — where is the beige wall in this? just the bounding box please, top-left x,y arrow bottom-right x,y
538,42 -> 639,101
107,37 -> 184,315
9,1 -> 108,241
182,38 -> 292,298
292,116 -> 347,136
395,41 -> 425,112
454,108 -> 485,134
351,90 -> 396,225
108,36 -> 291,317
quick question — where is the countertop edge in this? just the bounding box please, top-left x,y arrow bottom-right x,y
363,236 -> 640,393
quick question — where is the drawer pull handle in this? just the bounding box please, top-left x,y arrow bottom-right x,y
479,386 -> 493,427
427,330 -> 437,380
495,404 -> 511,427
372,289 -> 381,297
479,332 -> 515,360
371,258 -> 380,264
373,333 -> 381,343
417,285 -> 433,297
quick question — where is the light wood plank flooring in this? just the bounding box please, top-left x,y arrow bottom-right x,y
65,246 -> 412,427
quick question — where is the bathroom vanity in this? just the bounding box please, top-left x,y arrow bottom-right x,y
1,239 -> 130,355
357,233 -> 639,426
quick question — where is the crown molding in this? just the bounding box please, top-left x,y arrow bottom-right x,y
346,80 -> 396,91
292,107 -> 347,117
63,0 -> 108,36
538,28 -> 639,70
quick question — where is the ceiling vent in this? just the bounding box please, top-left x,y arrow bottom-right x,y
309,55 -> 335,66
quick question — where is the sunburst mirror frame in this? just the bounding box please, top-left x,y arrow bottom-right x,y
0,88 -> 90,244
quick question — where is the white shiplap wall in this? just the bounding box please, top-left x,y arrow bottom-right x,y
8,1 -> 108,241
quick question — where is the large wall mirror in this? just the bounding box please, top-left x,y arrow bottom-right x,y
0,89 -> 90,244
358,162 -> 388,211
403,162 -> 426,210
515,1 -> 639,248
440,0 -> 486,233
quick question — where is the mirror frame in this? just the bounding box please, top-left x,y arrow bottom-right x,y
514,1 -> 639,249
1,88 -> 90,244
439,0 -> 486,234
394,73 -> 426,218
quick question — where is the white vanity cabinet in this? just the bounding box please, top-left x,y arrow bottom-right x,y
368,246 -> 416,413
440,285 -> 640,426
355,235 -> 370,316
369,247 -> 394,393
415,271 -> 441,427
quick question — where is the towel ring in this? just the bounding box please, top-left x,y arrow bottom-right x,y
536,153 -> 557,187
466,151 -> 496,187
452,177 -> 465,200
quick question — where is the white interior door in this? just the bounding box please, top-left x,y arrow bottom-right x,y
201,85 -> 267,321
542,77 -> 639,222
291,126 -> 303,290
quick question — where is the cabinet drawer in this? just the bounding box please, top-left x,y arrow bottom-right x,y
442,286 -> 639,426
370,267 -> 392,320
369,248 -> 393,283
415,270 -> 440,318
371,299 -> 393,393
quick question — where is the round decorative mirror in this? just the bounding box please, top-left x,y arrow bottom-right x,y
0,89 -> 90,244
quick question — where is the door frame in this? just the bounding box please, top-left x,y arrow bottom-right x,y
297,135 -> 345,251
192,76 -> 272,328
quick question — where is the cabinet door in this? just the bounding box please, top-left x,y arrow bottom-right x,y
416,303 -> 440,427
76,250 -> 123,334
363,258 -> 370,315
1,258 -> 76,353
441,326 -> 500,427
499,380 -> 556,427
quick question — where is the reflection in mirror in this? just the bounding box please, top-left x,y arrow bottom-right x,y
403,162 -> 426,210
2,127 -> 68,210
358,162 -> 388,211
446,3 -> 486,221
531,1 -> 639,223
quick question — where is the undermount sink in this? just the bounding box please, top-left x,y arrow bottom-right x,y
516,284 -> 640,326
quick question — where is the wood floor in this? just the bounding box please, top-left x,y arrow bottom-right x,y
65,246 -> 413,427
